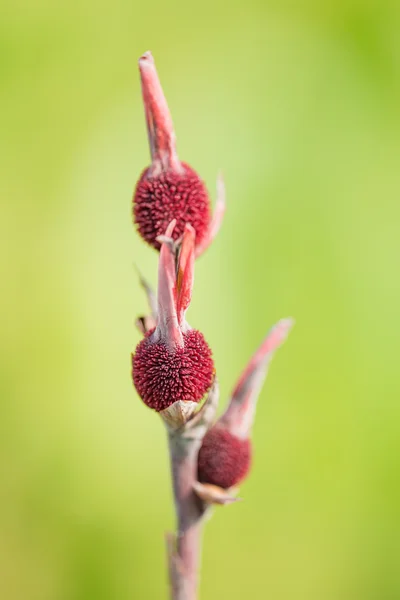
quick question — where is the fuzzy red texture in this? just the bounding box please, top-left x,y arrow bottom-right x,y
197,426 -> 252,489
133,162 -> 211,250
131,328 -> 214,412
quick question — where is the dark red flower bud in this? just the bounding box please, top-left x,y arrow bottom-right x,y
197,426 -> 251,489
132,328 -> 213,412
133,52 -> 225,256
131,221 -> 214,413
197,319 -> 293,491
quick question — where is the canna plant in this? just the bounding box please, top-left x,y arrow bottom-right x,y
131,51 -> 294,600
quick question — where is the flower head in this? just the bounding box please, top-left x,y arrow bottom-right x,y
197,319 -> 294,493
133,52 -> 225,256
132,220 -> 214,414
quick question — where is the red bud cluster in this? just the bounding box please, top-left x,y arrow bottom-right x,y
131,52 -> 293,501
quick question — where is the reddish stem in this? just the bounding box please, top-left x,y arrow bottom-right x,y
168,432 -> 207,600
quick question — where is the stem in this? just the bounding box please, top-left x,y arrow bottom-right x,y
162,380 -> 219,599
167,431 -> 207,600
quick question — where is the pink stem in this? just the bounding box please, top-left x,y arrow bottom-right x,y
168,432 -> 206,600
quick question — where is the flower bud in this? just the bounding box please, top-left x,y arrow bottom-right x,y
197,426 -> 251,489
131,221 -> 214,414
133,52 -> 225,256
197,319 -> 294,491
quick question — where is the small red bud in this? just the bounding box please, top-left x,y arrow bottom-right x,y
132,328 -> 214,412
197,426 -> 251,489
133,52 -> 223,255
134,163 -> 211,252
196,319 -> 294,491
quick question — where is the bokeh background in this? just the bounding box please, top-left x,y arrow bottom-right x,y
1,0 -> 400,598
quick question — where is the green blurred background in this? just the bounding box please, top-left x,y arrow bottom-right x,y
1,0 -> 400,598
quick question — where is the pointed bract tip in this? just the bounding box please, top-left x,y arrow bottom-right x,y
279,316 -> 295,329
180,223 -> 196,257
268,317 -> 295,348
156,219 -> 177,247
165,219 -> 177,237
135,315 -> 153,335
138,50 -> 154,65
